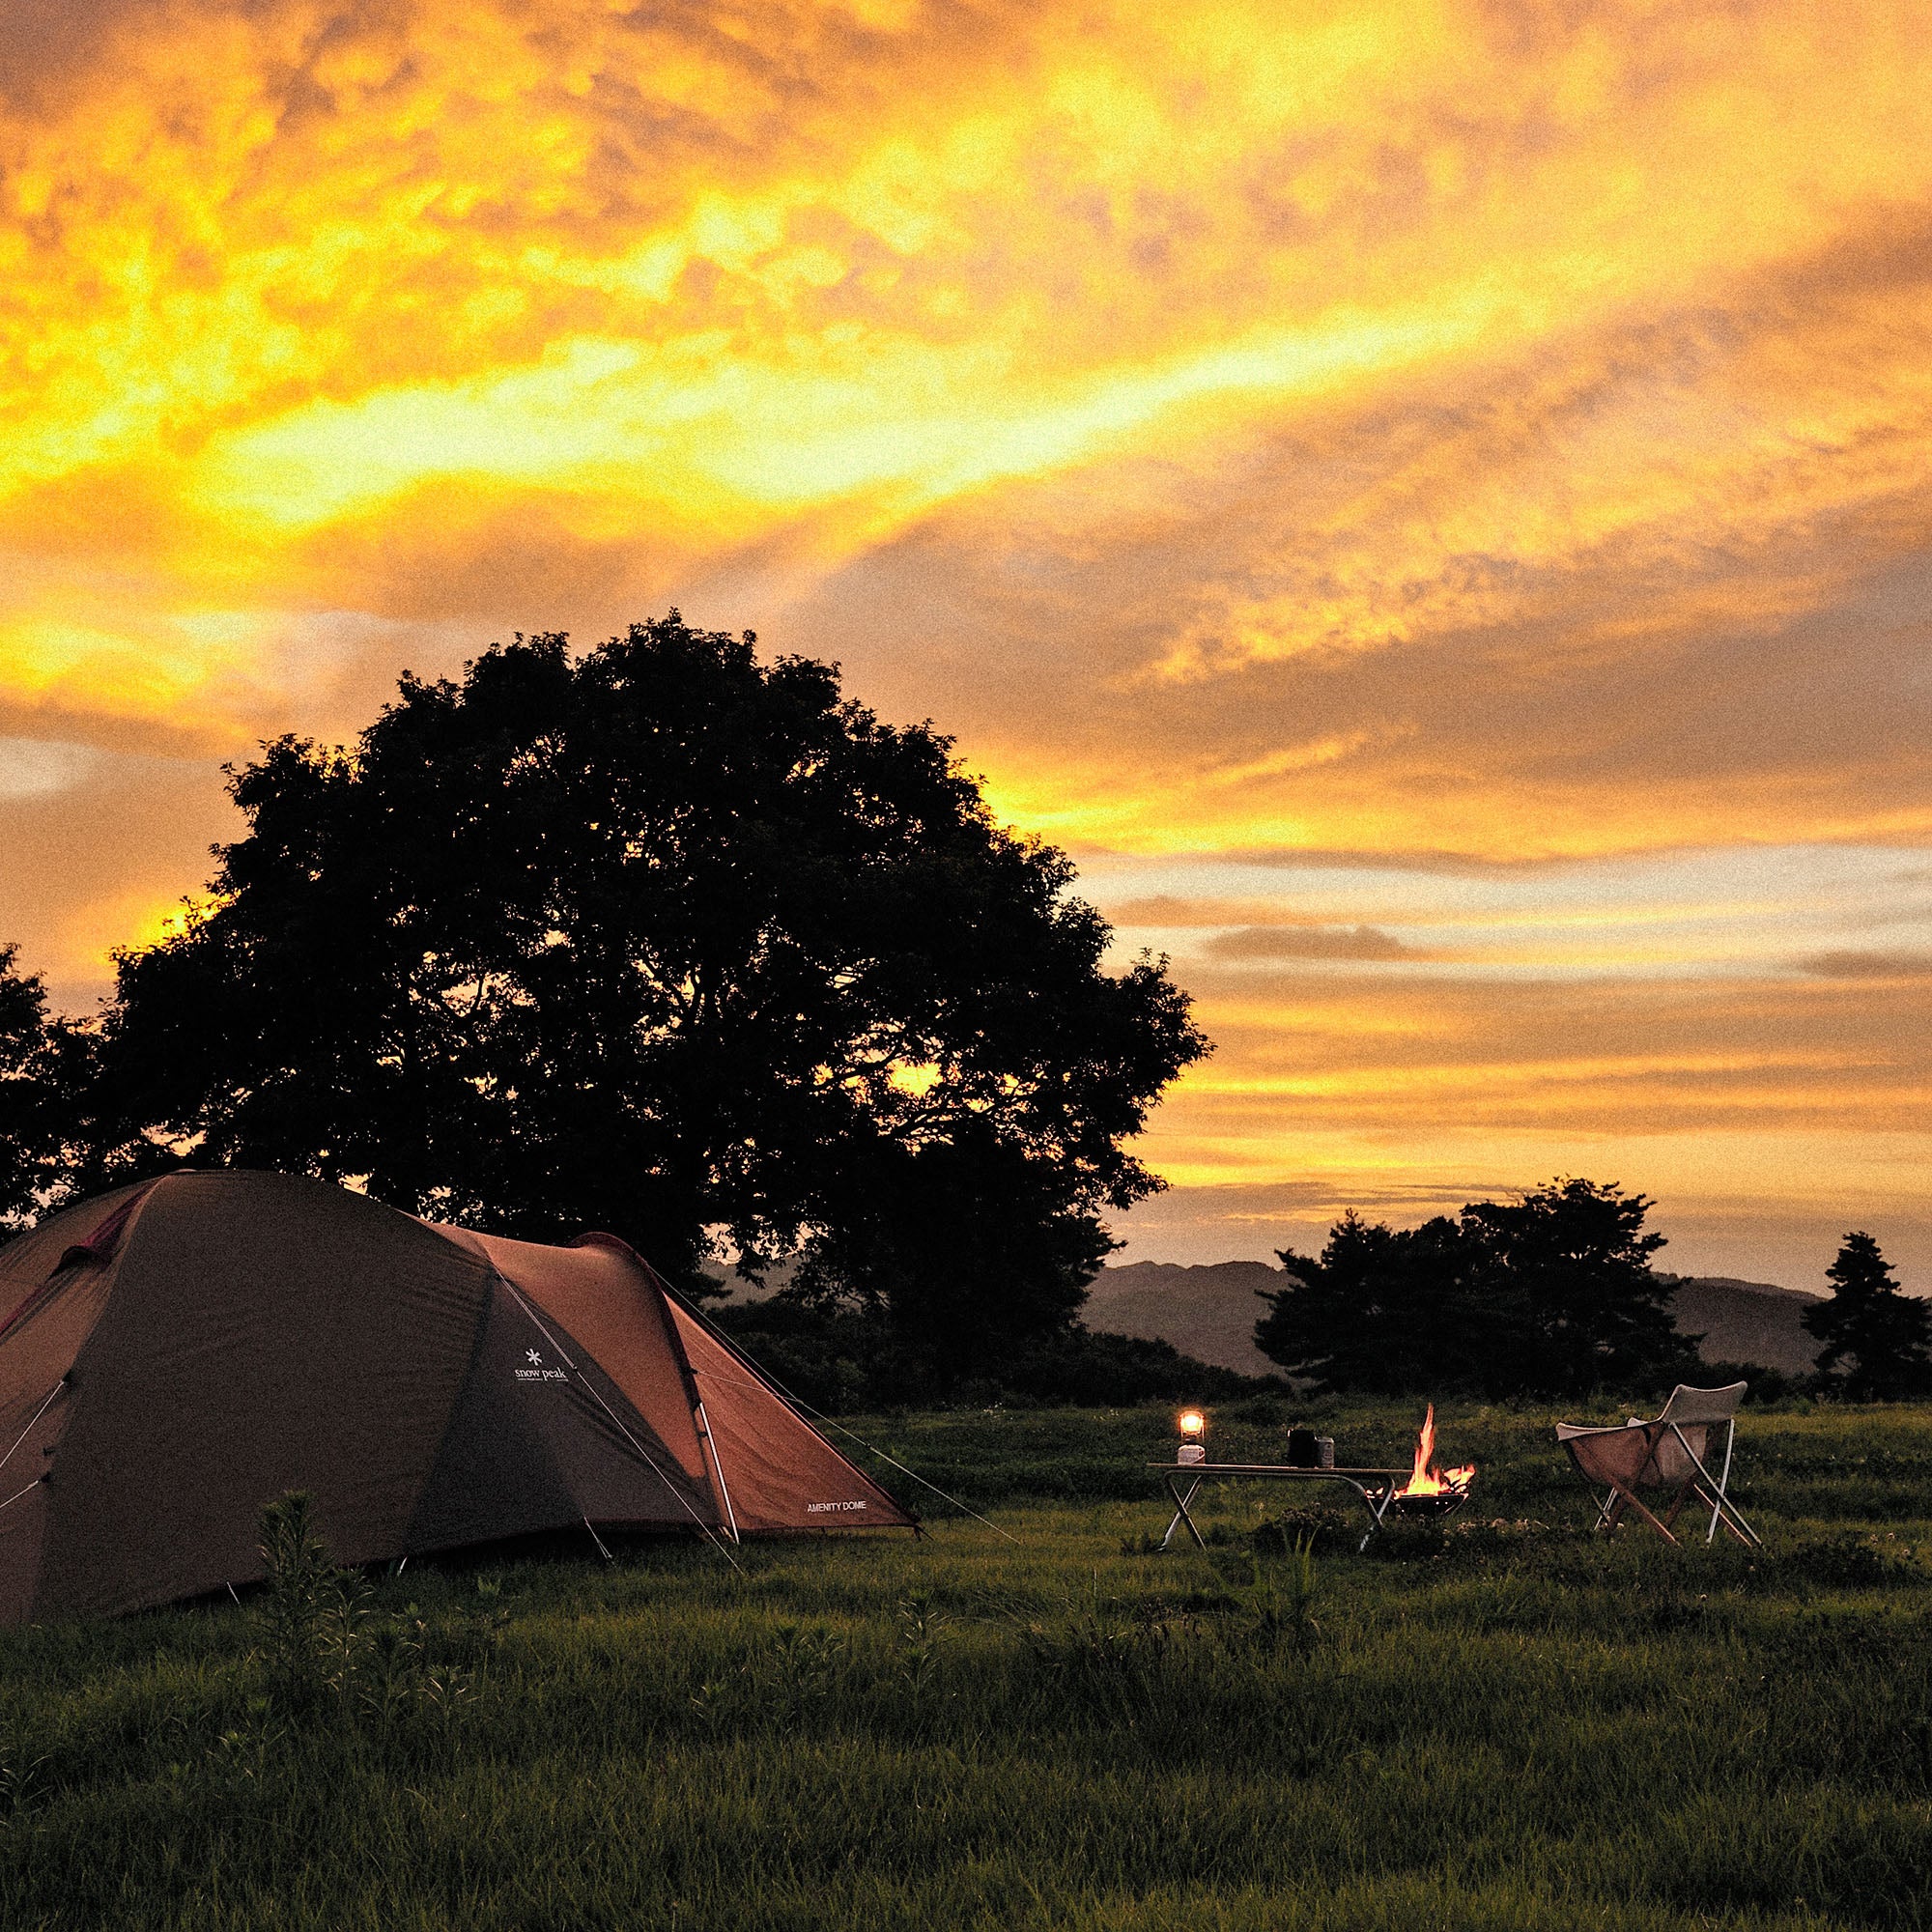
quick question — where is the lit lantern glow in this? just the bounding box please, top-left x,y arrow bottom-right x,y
1177,1410 -> 1206,1438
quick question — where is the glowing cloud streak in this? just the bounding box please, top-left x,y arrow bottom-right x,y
3,0 -> 1931,1279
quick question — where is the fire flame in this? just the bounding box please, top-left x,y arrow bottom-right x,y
1396,1404 -> 1475,1497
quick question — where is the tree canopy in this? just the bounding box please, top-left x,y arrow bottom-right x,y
1256,1178 -> 1694,1397
0,946 -> 87,1228
78,617 -> 1208,1367
0,947 -> 51,1224
1803,1232 -> 1932,1401
1253,1208 -> 1496,1396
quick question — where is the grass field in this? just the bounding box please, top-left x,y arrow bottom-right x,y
4,1394 -> 1931,1930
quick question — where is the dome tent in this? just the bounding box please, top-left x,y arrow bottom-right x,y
0,1170 -> 911,1625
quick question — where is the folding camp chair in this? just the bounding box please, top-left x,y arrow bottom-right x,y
1555,1382 -> 1761,1548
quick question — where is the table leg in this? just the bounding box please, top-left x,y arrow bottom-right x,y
1160,1474 -> 1207,1550
1357,1479 -> 1400,1551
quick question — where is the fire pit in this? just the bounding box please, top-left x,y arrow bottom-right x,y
1388,1404 -> 1475,1519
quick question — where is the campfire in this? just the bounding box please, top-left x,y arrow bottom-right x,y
1391,1404 -> 1475,1517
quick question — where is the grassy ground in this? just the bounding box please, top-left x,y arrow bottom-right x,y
4,1394 -> 1932,1930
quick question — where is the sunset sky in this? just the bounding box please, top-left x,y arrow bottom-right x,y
4,0 -> 1930,1288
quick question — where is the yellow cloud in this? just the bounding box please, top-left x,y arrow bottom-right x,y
5,0 -> 1932,1277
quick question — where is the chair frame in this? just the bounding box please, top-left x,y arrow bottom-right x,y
1557,1383 -> 1762,1548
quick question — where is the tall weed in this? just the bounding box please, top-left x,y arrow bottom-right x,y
252,1492 -> 361,1719
895,1591 -> 948,1710
1221,1542 -> 1320,1659
251,1493 -> 478,1732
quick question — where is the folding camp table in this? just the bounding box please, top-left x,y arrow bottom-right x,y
1150,1463 -> 1415,1553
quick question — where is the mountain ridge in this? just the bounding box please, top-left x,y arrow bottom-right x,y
1085,1260 -> 1825,1379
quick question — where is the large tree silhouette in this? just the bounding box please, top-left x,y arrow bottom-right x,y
81,617 -> 1208,1363
0,945 -> 89,1227
1803,1232 -> 1932,1401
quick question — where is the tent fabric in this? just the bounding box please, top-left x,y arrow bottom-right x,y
561,1229 -> 908,1534
0,1170 -> 912,1626
454,1227 -> 713,1497
665,1300 -> 907,1533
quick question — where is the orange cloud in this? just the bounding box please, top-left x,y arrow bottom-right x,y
3,1 -> 1931,1282
7,3 -> 1931,747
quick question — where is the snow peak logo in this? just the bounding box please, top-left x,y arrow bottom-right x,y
515,1348 -> 567,1385
806,1499 -> 868,1514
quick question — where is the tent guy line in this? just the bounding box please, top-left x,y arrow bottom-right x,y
668,1340 -> 1020,1546
499,1275 -> 748,1575
0,1378 -> 62,1477
694,1399 -> 743,1544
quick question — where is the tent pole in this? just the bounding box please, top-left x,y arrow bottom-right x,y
654,1279 -> 1016,1545
569,1236 -> 741,1546
493,1272 -> 742,1574
627,1259 -> 739,1543
694,1400 -> 741,1544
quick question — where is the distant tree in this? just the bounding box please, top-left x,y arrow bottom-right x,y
81,617 -> 1208,1371
1459,1178 -> 1692,1398
0,945 -> 90,1226
1255,1178 -> 1693,1397
1254,1209 -> 1493,1395
1803,1232 -> 1932,1401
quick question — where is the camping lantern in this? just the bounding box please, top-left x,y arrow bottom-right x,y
1177,1409 -> 1208,1465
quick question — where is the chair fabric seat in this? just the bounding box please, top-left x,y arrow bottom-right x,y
1556,1420 -> 1709,1488
1554,1383 -> 1758,1548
